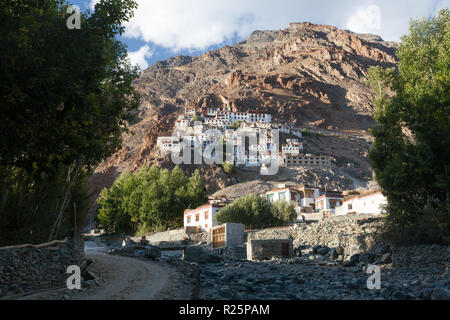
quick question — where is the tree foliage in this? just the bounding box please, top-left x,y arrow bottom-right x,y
367,9 -> 450,244
97,166 -> 208,234
215,194 -> 297,229
229,121 -> 242,130
222,161 -> 234,174
0,0 -> 140,245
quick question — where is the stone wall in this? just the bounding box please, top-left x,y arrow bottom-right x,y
0,238 -> 84,298
131,228 -> 210,246
247,215 -> 384,258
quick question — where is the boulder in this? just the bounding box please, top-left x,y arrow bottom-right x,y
183,246 -> 203,262
144,246 -> 161,259
350,254 -> 360,264
317,247 -> 330,256
329,248 -> 339,260
380,253 -> 392,264
335,247 -> 345,255
359,252 -> 375,263
312,245 -> 322,254
372,243 -> 391,255
431,288 -> 450,300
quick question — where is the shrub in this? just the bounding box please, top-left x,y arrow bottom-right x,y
222,161 -> 235,174
215,194 -> 296,229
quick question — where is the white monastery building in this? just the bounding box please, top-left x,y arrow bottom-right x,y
184,202 -> 227,232
335,191 -> 387,216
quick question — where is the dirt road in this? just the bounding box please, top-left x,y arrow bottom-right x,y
20,242 -> 191,300
81,252 -> 171,300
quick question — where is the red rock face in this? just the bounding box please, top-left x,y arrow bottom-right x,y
87,22 -> 398,215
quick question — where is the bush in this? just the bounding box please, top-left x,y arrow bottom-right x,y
192,114 -> 204,122
222,161 -> 235,174
215,194 -> 297,229
229,121 -> 242,130
379,205 -> 450,245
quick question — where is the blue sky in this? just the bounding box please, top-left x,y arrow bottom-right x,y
70,0 -> 449,70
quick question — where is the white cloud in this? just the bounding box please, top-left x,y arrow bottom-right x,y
346,5 -> 381,34
127,45 -> 153,70
90,0 -> 448,50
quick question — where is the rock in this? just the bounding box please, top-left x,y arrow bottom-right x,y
329,248 -> 338,260
220,274 -> 234,282
312,245 -> 322,254
380,288 -> 393,299
218,289 -> 233,299
144,246 -> 161,259
391,290 -> 407,300
372,243 -> 391,255
349,254 -> 360,265
431,288 -> 450,300
421,288 -> 433,300
359,252 -> 375,263
202,270 -> 217,277
135,249 -> 145,256
380,253 -> 392,264
317,247 -> 330,256
204,253 -> 222,263
268,285 -> 283,293
350,278 -> 362,288
410,279 -> 420,286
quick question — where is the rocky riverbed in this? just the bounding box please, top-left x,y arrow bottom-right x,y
196,243 -> 450,300
99,215 -> 450,300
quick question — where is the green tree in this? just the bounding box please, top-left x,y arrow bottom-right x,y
0,0 -> 140,244
215,194 -> 296,229
97,165 -> 208,234
192,114 -> 203,122
229,121 -> 242,130
367,9 -> 450,244
222,161 -> 235,174
186,170 -> 208,209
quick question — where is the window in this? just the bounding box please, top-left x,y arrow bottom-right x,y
187,216 -> 191,224
205,224 -> 208,229
204,211 -> 209,219
348,204 -> 352,210
195,214 -> 200,222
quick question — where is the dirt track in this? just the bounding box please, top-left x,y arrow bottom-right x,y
20,249 -> 190,300
81,252 -> 171,300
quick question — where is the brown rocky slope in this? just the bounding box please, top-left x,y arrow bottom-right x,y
88,22 -> 398,219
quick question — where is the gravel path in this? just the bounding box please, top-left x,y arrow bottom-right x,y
20,249 -> 191,300
81,252 -> 170,300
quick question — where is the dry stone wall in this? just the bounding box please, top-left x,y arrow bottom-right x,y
247,215 -> 384,258
130,228 -> 211,246
0,238 -> 84,298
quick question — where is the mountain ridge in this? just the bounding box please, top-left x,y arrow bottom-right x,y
87,21 -> 398,215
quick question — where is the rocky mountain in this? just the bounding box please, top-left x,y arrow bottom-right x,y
88,22 -> 398,212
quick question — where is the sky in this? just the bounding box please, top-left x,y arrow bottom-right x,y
70,0 -> 449,70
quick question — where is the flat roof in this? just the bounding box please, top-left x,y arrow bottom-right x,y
342,190 -> 383,203
265,187 -> 298,194
315,194 -> 344,201
184,202 -> 226,215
